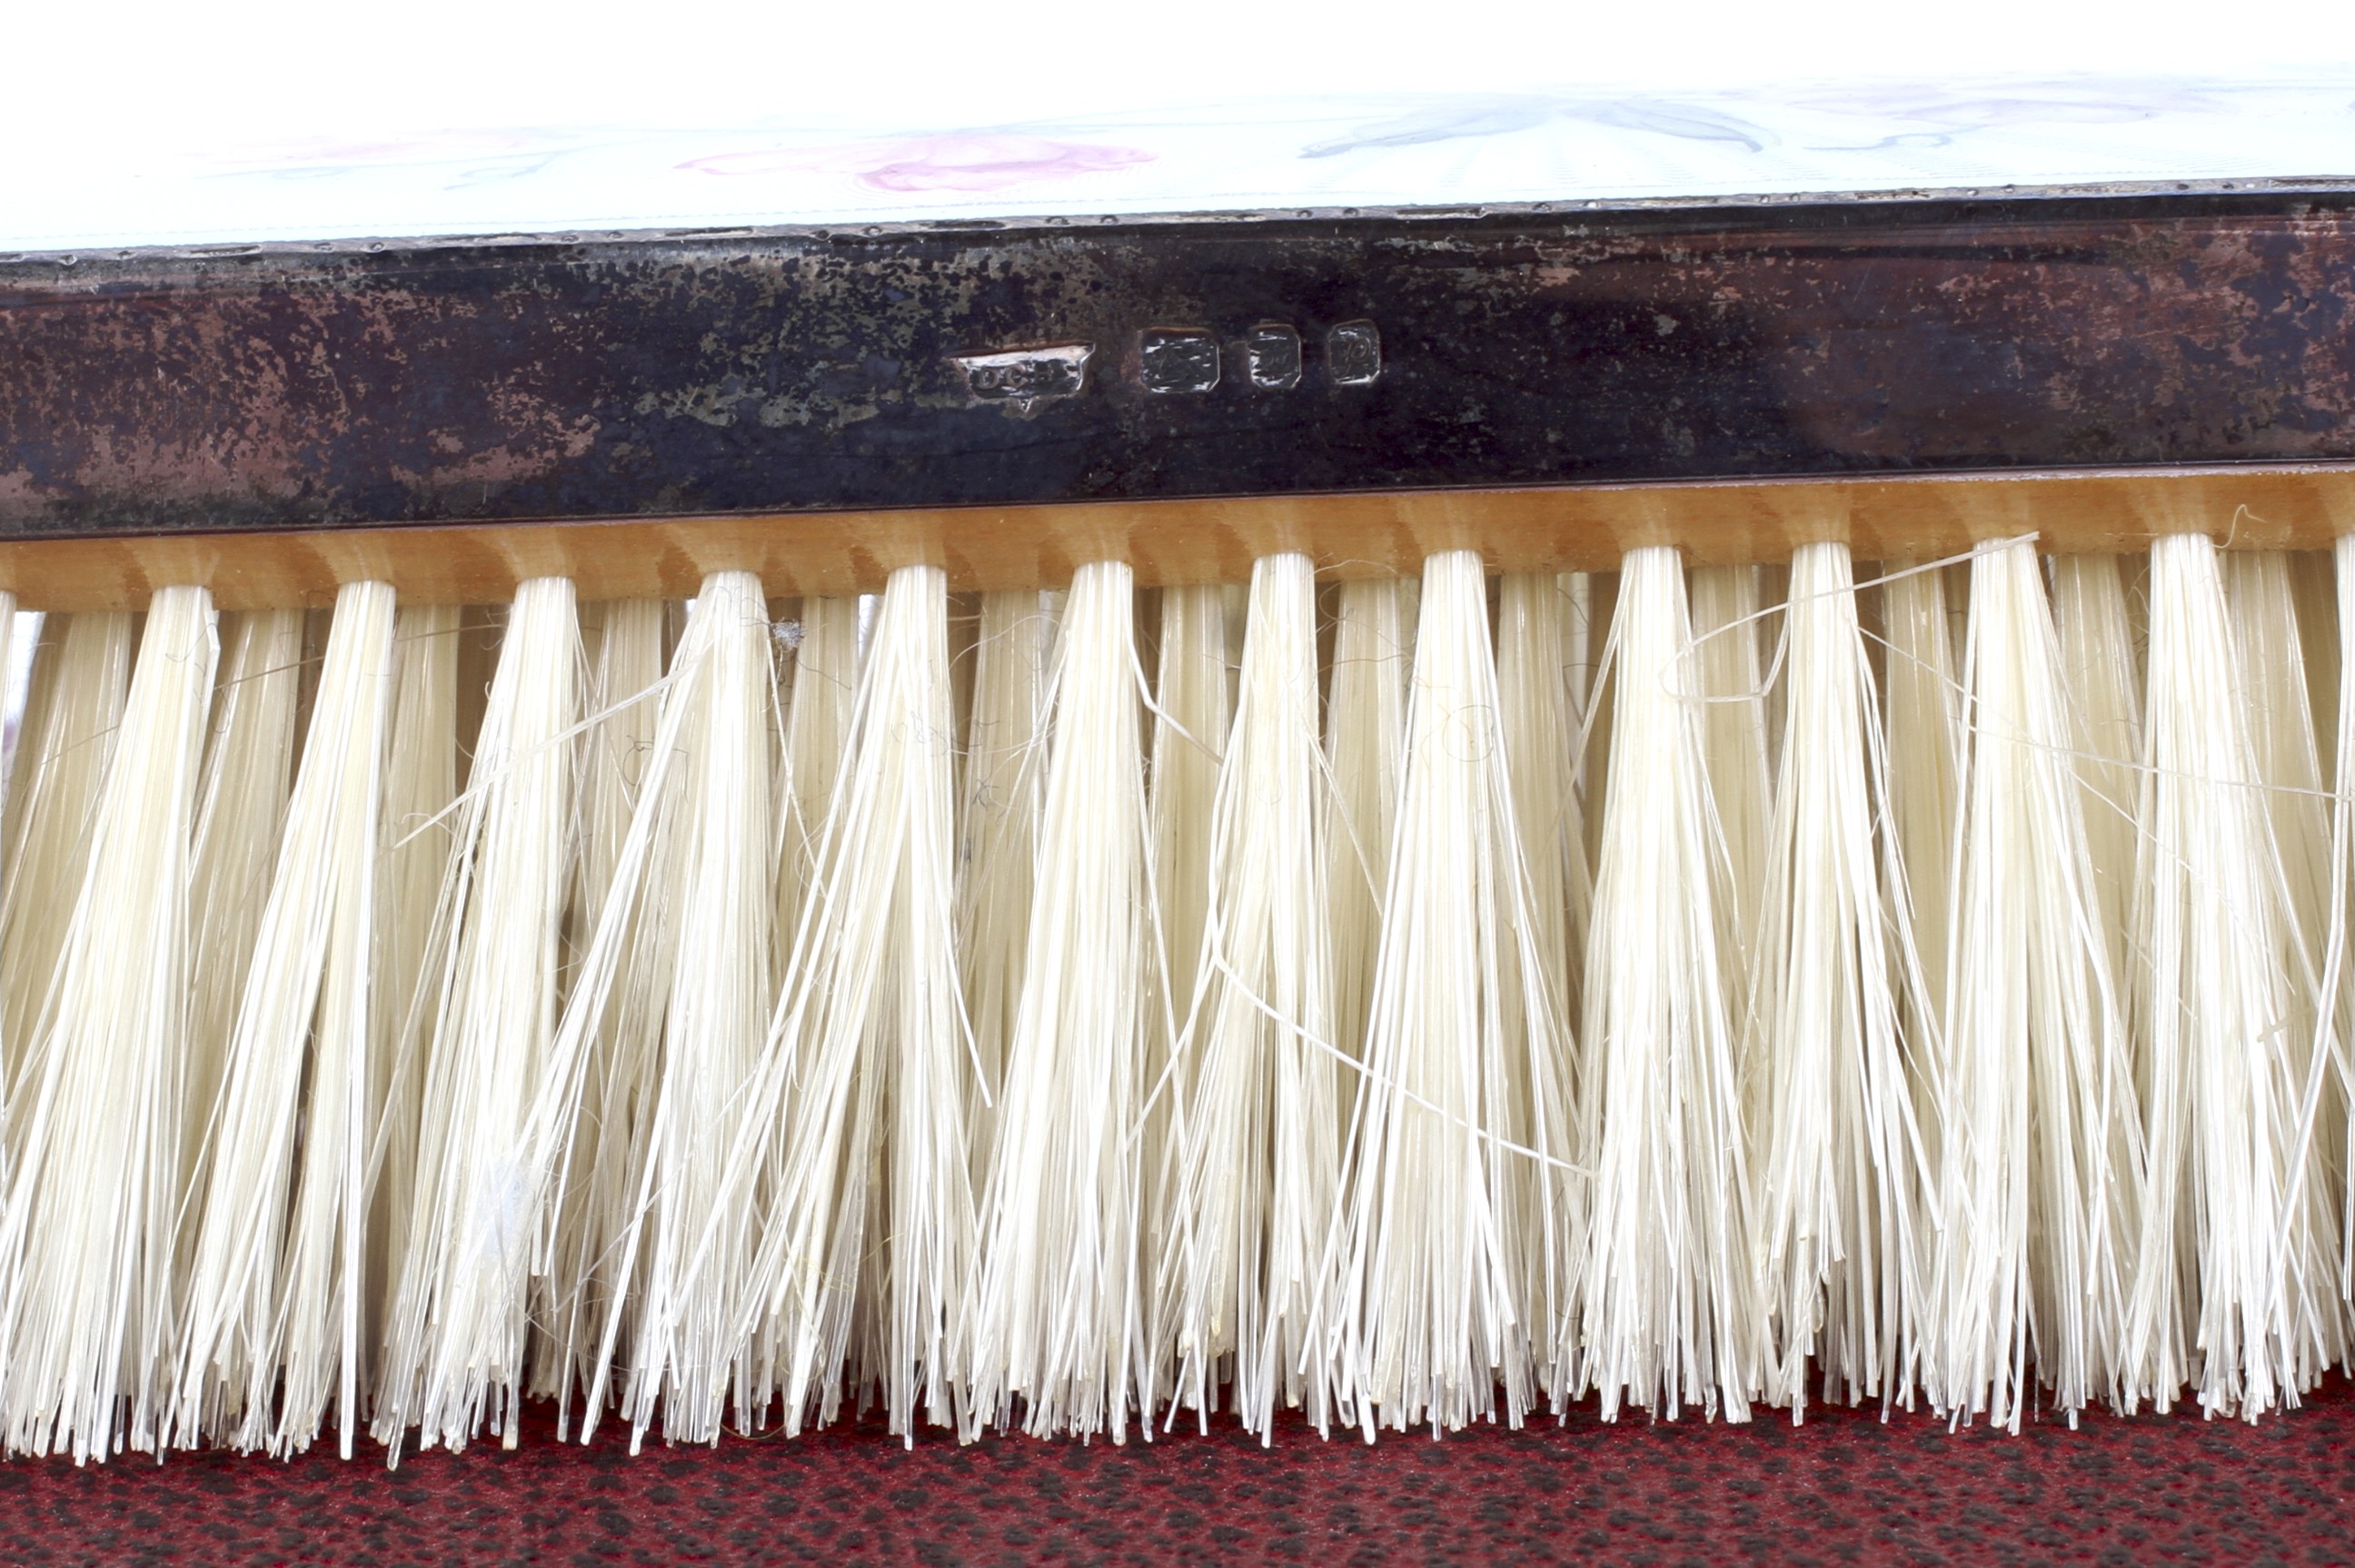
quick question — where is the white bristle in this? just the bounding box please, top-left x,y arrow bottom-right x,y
1581,546 -> 1757,1423
0,613 -> 133,1078
2330,535 -> 2355,1304
1139,582 -> 1229,1413
2131,533 -> 2325,1418
2226,554 -> 2341,1365
174,581 -> 396,1458
1336,548 -> 1574,1434
183,610 -> 306,1212
0,587 -> 218,1461
1688,563 -> 1775,999
367,604 -> 461,1376
527,574 -> 775,1449
1324,577 -> 1414,1073
1934,536 -> 2136,1428
742,562 -> 969,1443
1881,564 -> 1964,1031
956,590 -> 1058,1171
1496,572 -> 1593,1044
1165,551 -> 1342,1439
1150,586 -> 1229,1021
374,576 -> 580,1458
777,596 -> 860,964
2231,551 -> 2350,1387
967,558 -> 1158,1442
535,599 -> 668,1421
2049,557 -> 2144,990
1750,541 -> 1936,1416
574,600 -> 669,926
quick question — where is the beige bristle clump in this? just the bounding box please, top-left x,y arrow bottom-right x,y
0,612 -> 133,1081
1581,545 -> 1757,1423
2130,534 -> 2330,1418
373,576 -> 580,1460
1140,584 -> 1230,1414
1750,541 -> 1936,1417
367,603 -> 461,1375
2048,557 -> 2144,991
1165,551 -> 1343,1440
957,590 -> 1058,1171
1933,536 -> 2138,1429
1324,578 -> 1414,1077
182,610 -> 306,1239
967,558 -> 1159,1442
536,574 -> 775,1449
174,581 -> 397,1459
777,596 -> 860,968
1336,548 -> 1575,1435
1496,572 -> 1592,1072
1688,563 -> 1775,1012
1881,563 -> 1964,1036
0,588 -> 218,1462
534,599 -> 669,1427
741,562 -> 970,1444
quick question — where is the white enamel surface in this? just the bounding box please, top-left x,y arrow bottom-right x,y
2,0 -> 2349,249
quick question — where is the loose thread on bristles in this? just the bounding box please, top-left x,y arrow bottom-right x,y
6,521 -> 2355,1461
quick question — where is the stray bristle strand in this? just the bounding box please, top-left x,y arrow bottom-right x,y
967,559 -> 1158,1442
1336,549 -> 1572,1435
1750,541 -> 1936,1418
1935,537 -> 2136,1428
1165,551 -> 1343,1439
374,577 -> 580,1459
175,581 -> 396,1458
744,563 -> 969,1443
0,588 -> 218,1462
0,613 -> 133,1081
1581,546 -> 1757,1423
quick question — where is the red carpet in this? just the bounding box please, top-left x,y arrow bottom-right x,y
4,1385 -> 2350,1565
